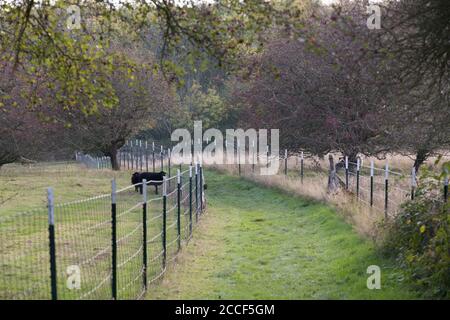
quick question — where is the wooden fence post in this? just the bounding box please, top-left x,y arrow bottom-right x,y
327,155 -> 338,192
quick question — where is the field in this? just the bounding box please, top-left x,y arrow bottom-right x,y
0,162 -> 422,299
0,162 -> 194,300
150,170 -> 420,299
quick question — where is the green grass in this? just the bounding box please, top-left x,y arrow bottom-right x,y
0,163 -> 420,299
0,162 -> 185,300
149,170 -> 420,299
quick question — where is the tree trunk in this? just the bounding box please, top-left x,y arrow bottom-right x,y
109,146 -> 120,171
413,149 -> 429,173
328,155 -> 339,192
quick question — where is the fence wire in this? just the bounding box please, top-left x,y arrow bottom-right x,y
226,150 -> 447,220
0,163 -> 206,300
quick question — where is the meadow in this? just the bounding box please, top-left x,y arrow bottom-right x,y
0,161 -> 423,299
0,162 -> 194,300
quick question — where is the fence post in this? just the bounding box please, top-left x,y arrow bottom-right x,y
139,140 -> 143,171
370,160 -> 374,206
160,146 -> 164,171
199,164 -> 203,213
168,148 -> 172,188
145,141 -> 149,172
189,166 -> 193,236
284,149 -> 288,175
142,179 -> 148,291
195,163 -> 199,222
252,140 -> 255,174
444,169 -> 448,203
127,148 -> 130,170
236,141 -> 240,176
384,163 -> 389,220
300,152 -> 304,184
356,158 -> 360,199
136,140 -> 139,170
177,170 -> 181,251
131,141 -> 134,170
47,188 -> 57,300
411,167 -> 416,200
162,177 -> 167,269
152,142 -> 155,172
111,179 -> 118,300
266,146 -> 269,169
345,156 -> 349,190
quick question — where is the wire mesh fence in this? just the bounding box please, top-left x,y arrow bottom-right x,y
0,164 -> 206,300
0,161 -> 82,177
222,148 -> 448,220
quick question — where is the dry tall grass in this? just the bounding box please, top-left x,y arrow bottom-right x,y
208,152 -> 436,241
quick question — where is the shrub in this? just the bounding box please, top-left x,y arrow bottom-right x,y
382,167 -> 449,298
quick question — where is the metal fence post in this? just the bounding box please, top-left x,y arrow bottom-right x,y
300,152 -> 304,184
370,160 -> 374,207
127,150 -> 130,170
411,167 -> 416,200
168,148 -> 172,188
139,140 -> 142,171
152,142 -> 155,172
384,163 -> 389,220
142,179 -> 148,291
199,164 -> 203,213
345,156 -> 349,190
189,166 -> 193,236
47,188 -> 57,300
177,170 -> 181,250
284,149 -> 288,175
131,141 -> 134,170
145,141 -> 149,172
356,158 -> 360,199
444,169 -> 448,203
252,140 -> 255,174
195,163 -> 199,222
162,177 -> 167,269
111,179 -> 117,300
160,146 -> 164,172
136,140 -> 140,170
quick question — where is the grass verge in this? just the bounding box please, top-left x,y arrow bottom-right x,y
149,170 -> 420,299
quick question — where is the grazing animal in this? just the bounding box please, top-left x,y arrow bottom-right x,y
131,171 -> 166,195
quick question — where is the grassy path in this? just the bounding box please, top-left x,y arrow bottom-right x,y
149,170 -> 418,299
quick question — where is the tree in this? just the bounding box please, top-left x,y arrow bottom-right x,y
365,0 -> 450,170
0,0 -> 304,113
235,5 -> 388,162
61,48 -> 175,170
0,63 -> 63,167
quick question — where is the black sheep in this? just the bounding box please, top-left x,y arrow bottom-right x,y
131,171 -> 166,195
